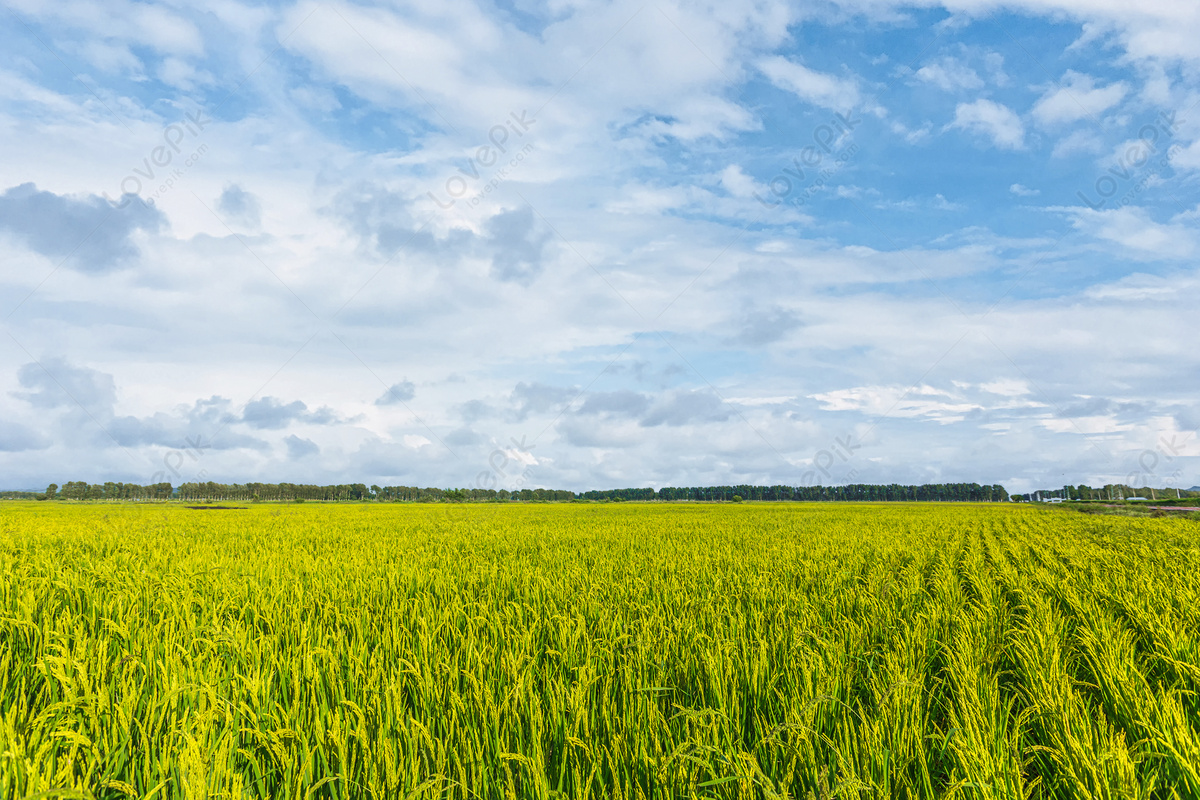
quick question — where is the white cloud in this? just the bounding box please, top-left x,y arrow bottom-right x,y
1058,206 -> 1199,260
1084,273 -> 1178,302
604,185 -> 691,215
948,99 -> 1025,150
1170,138 -> 1200,172
132,4 -> 204,56
1032,72 -> 1128,126
77,41 -> 141,73
907,0 -> 1200,65
983,52 -> 1009,86
726,395 -> 795,406
978,380 -> 1032,397
1051,129 -> 1106,158
809,382 -> 1045,425
6,0 -> 205,58
1039,416 -> 1131,435
915,57 -> 983,91
1010,183 -> 1040,196
719,165 -> 758,198
890,119 -> 933,143
158,57 -> 211,91
933,193 -> 964,211
758,55 -> 861,111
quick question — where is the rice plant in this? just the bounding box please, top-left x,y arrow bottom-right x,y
1,501 -> 1198,798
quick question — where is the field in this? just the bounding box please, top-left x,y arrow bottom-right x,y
2,502 -> 1200,799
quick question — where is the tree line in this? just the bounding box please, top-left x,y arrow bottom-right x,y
0,490 -> 40,500
19,480 -> 1200,505
29,481 -> 579,503
586,483 -> 1010,502
43,482 -> 174,501
22,480 -> 1011,503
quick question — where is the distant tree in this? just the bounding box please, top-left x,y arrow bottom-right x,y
45,483 -> 58,500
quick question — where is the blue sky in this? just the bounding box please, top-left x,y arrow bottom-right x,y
1,0 -> 1197,493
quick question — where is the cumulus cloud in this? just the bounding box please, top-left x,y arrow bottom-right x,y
284,435 -> 319,458
641,390 -> 732,427
457,399 -> 494,423
0,183 -> 164,271
948,99 -> 1025,150
241,397 -> 341,429
217,184 -> 262,228
333,183 -> 443,258
14,358 -> 116,415
731,305 -> 802,346
9,361 -> 273,455
1058,206 -> 1199,260
1051,129 -> 1106,158
915,57 -> 983,91
241,397 -> 308,429
577,390 -> 651,417
108,400 -> 265,451
1032,72 -> 1128,126
485,206 -> 551,285
510,382 -> 575,421
444,427 -> 483,446
719,165 -> 759,198
375,380 -> 416,406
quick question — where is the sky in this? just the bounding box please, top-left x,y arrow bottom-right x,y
0,0 -> 1197,494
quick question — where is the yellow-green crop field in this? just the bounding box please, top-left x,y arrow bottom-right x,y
3,502 -> 1200,799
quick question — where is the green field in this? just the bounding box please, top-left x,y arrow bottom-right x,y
2,502 -> 1199,798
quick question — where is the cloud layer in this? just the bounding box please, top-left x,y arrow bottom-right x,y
1,0 -> 1199,494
